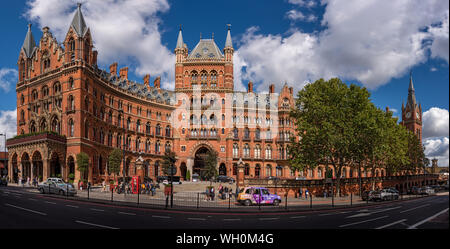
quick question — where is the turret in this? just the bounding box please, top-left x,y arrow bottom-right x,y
18,24 -> 37,82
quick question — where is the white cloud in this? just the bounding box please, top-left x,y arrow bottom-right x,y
286,10 -> 317,22
423,137 -> 449,166
428,10 -> 449,63
422,107 -> 449,139
0,109 -> 17,152
0,68 -> 18,93
25,0 -> 175,89
288,0 -> 317,8
236,0 -> 449,92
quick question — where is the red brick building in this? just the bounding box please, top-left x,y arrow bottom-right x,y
6,4 -> 435,191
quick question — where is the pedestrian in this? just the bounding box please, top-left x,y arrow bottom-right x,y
32,177 -> 36,187
205,187 -> 210,201
299,188 -> 302,199
324,190 -> 327,198
27,176 -> 30,186
102,180 -> 106,192
305,189 -> 309,199
235,187 -> 239,200
211,186 -> 215,201
19,177 -> 22,186
229,188 -> 233,199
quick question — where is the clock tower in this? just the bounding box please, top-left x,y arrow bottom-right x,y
401,72 -> 422,142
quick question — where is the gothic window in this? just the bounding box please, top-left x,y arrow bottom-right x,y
155,140 -> 161,153
20,94 -> 24,105
266,165 -> 272,177
254,144 -> 261,159
191,71 -> 198,84
53,82 -> 61,94
42,85 -> 49,97
156,124 -> 161,136
146,122 -> 151,134
243,144 -> 250,158
233,128 -> 238,139
276,166 -> 283,177
136,137 -> 141,152
127,117 -> 131,130
244,127 -> 250,139
165,126 -> 171,137
68,38 -> 75,61
265,145 -> 272,159
255,128 -> 261,140
32,89 -> 38,101
30,120 -> 36,133
255,164 -> 261,178
233,143 -> 239,158
84,39 -> 90,62
51,117 -> 60,134
136,119 -> 141,132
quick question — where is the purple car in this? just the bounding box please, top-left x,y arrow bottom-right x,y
237,187 -> 281,206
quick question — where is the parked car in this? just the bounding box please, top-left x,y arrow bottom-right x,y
237,187 -> 281,206
0,176 -> 7,186
418,186 -> 434,195
38,178 -> 77,196
192,173 -> 200,182
376,189 -> 399,201
407,186 -> 420,195
156,176 -> 168,183
215,175 -> 235,183
361,190 -> 378,201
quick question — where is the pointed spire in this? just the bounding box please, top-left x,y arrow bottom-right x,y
225,24 -> 233,48
407,70 -> 417,109
22,23 -> 37,58
70,3 -> 88,37
176,25 -> 184,48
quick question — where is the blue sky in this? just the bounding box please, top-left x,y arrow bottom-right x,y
0,0 -> 448,165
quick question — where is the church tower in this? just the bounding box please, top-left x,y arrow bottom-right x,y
401,72 -> 422,142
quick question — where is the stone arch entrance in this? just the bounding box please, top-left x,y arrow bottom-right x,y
193,147 -> 211,179
21,152 -> 31,180
67,156 -> 75,181
32,151 -> 43,181
11,153 -> 18,183
50,152 -> 61,177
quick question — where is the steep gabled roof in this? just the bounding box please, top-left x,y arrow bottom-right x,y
187,39 -> 224,60
70,3 -> 88,37
22,24 -> 37,58
225,27 -> 233,48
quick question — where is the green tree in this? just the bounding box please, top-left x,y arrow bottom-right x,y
203,150 -> 218,186
76,152 -> 89,182
290,78 -> 375,196
162,149 -> 178,179
108,148 -> 122,181
186,169 -> 191,181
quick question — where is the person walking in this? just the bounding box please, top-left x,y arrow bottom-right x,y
299,188 -> 302,199
305,189 -> 309,199
102,180 -> 106,192
211,186 -> 215,201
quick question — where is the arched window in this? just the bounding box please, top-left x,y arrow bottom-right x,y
50,117 -> 60,134
146,122 -> 151,134
191,71 -> 198,84
244,164 -> 250,176
156,124 -> 161,136
39,119 -> 47,132
155,140 -> 161,153
265,145 -> 272,159
233,143 -> 239,158
233,128 -> 238,139
30,120 -> 36,133
244,127 -> 250,139
276,166 -> 283,177
165,126 -> 171,137
136,120 -> 141,133
136,137 -> 141,152
210,71 -> 217,87
266,165 -> 272,177
255,128 -> 261,140
20,110 -> 25,122
254,144 -> 261,159
200,71 -> 207,87
243,144 -> 250,158
68,95 -> 75,111
84,39 -> 90,62
53,82 -> 61,94
68,38 -> 75,61
255,164 -> 261,178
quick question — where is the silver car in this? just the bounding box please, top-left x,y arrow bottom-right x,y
38,178 -> 77,196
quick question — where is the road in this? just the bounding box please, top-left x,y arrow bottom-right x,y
0,186 -> 448,230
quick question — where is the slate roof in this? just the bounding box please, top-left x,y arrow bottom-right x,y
22,24 -> 37,58
70,3 -> 88,37
187,39 -> 224,60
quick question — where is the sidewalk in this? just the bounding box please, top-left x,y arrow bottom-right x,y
8,182 -> 445,213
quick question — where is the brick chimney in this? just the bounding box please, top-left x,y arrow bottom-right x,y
269,84 -> 275,94
119,67 -> 129,80
154,76 -> 161,88
92,51 -> 98,65
143,74 -> 150,86
248,81 -> 253,93
110,62 -> 118,75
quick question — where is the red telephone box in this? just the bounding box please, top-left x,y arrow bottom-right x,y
132,176 -> 139,194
